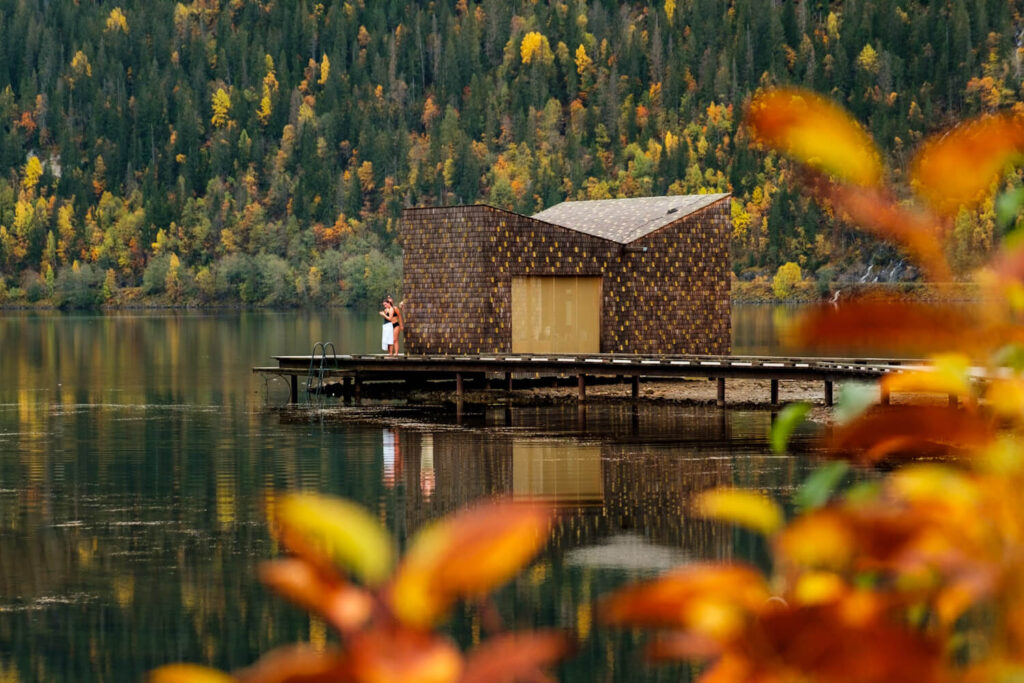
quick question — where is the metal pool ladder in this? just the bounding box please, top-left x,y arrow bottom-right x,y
305,341 -> 337,406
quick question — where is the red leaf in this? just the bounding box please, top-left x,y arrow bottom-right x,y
345,626 -> 463,683
911,113 -> 1024,215
259,559 -> 373,635
744,601 -> 948,682
234,644 -> 346,683
598,563 -> 769,634
459,630 -> 575,683
828,406 -> 994,464
787,300 -> 980,356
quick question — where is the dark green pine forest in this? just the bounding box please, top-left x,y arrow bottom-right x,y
0,0 -> 1020,307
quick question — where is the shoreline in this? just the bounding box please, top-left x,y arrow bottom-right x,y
0,281 -> 984,311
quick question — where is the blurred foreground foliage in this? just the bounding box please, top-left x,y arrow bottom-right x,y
151,495 -> 571,683
597,89 -> 1024,681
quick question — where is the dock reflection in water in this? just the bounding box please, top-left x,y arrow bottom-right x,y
357,403 -> 799,681
380,403 -> 764,564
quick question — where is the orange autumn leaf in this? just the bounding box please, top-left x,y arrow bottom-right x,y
792,571 -> 848,606
233,644 -> 345,683
777,502 -> 990,585
729,599 -> 947,683
390,500 -> 552,627
695,487 -> 783,536
598,563 -> 770,636
148,664 -> 234,683
774,510 -> 857,570
460,631 -> 575,683
747,88 -> 884,187
786,300 -> 979,356
631,585 -> 948,681
886,464 -> 981,510
985,379 -> 1024,420
828,406 -> 995,464
911,113 -> 1024,215
274,493 -> 394,586
881,353 -> 972,398
345,627 -> 462,683
259,558 -> 373,635
882,369 -> 967,397
824,183 -> 952,282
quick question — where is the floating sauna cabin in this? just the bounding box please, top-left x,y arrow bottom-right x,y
400,194 -> 731,355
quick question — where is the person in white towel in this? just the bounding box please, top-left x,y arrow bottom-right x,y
386,295 -> 403,356
380,299 -> 396,354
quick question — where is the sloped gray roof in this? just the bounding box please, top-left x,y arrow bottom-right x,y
532,193 -> 729,244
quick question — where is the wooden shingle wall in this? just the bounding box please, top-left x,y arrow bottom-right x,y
604,201 -> 731,354
400,200 -> 730,355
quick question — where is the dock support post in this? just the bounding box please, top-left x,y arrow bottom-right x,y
880,386 -> 890,406
577,374 -> 586,402
717,378 -> 726,408
631,375 -> 640,400
506,372 -> 513,392
770,379 -> 779,406
824,380 -> 833,407
456,373 -> 464,400
354,376 -> 362,404
290,375 -> 298,404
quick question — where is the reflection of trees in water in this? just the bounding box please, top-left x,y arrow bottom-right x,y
0,436 -> 321,681
0,498 -> 310,681
0,310 -> 381,412
0,378 -> 790,682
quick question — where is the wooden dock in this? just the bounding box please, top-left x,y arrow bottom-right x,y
254,353 -> 919,407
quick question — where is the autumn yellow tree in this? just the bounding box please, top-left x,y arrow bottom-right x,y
105,7 -> 128,33
256,55 -> 278,126
318,54 -> 330,85
521,32 -> 553,65
856,44 -> 880,74
69,50 -> 92,84
573,44 -> 592,75
210,88 -> 231,128
772,261 -> 802,299
22,156 -> 43,192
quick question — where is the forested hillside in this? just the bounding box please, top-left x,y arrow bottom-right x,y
0,0 -> 1019,307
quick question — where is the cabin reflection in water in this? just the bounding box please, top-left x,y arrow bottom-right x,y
390,405 -> 740,563
512,442 -> 604,505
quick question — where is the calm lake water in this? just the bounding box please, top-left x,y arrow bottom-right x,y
0,305 -> 824,682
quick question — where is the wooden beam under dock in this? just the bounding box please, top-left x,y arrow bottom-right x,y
254,352 -> 916,405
